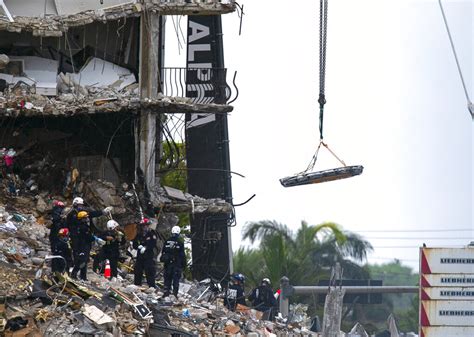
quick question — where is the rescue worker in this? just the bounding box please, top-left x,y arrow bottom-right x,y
66,197 -> 112,231
99,219 -> 125,279
248,278 -> 277,319
51,228 -> 73,274
160,225 -> 186,298
66,197 -> 111,271
48,200 -> 65,250
133,218 -> 158,288
224,273 -> 247,311
70,211 -> 105,280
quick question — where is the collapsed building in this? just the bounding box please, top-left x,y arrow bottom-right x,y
0,0 -> 245,335
0,0 -> 237,279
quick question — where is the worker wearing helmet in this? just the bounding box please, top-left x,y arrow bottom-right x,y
225,273 -> 247,311
51,227 -> 72,273
70,211 -> 104,280
66,196 -> 113,232
132,218 -> 158,288
160,225 -> 186,298
248,278 -> 277,319
51,228 -> 73,274
98,220 -> 125,279
66,197 -> 112,278
48,200 -> 66,250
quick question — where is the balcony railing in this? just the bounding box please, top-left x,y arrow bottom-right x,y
160,67 -> 238,105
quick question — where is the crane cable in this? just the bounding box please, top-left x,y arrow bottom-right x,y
318,0 -> 329,139
303,0 -> 349,174
438,0 -> 474,119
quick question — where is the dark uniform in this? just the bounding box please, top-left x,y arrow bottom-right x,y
160,234 -> 186,297
99,230 -> 125,277
66,206 -> 103,233
49,205 -> 65,250
66,206 -> 103,279
133,228 -> 158,288
51,237 -> 72,274
224,283 -> 246,311
248,284 -> 277,317
70,218 -> 95,280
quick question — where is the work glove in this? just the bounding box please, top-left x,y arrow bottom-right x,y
94,236 -> 106,246
103,206 -> 113,214
138,245 -> 146,254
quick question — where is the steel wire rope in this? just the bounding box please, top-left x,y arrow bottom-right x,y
301,0 -> 329,174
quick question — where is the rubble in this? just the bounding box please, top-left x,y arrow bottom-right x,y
0,197 -> 326,336
0,54 -> 8,69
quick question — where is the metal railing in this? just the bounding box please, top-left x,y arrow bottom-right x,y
160,67 -> 239,105
278,276 -> 418,318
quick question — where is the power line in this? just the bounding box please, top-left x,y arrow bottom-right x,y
365,237 -> 472,240
373,245 -> 468,249
356,228 -> 472,233
438,0 -> 473,118
369,257 -> 419,262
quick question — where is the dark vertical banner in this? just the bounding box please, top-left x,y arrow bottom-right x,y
186,15 -> 233,281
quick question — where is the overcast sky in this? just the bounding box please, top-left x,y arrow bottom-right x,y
166,0 -> 473,271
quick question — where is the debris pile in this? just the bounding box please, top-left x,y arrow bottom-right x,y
0,203 -> 319,336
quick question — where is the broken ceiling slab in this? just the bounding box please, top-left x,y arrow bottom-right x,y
147,0 -> 236,16
143,97 -> 234,114
70,57 -> 136,90
163,186 -> 187,201
0,1 -> 235,36
0,93 -> 233,118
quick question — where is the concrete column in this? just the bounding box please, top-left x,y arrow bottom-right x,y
279,276 -> 294,318
137,9 -> 160,189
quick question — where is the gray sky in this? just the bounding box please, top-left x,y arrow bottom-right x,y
166,0 -> 473,270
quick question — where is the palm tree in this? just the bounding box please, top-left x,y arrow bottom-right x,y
237,220 -> 373,287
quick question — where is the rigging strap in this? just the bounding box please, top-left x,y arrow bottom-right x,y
303,140 -> 347,174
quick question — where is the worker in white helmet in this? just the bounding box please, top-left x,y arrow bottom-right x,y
160,225 -> 186,298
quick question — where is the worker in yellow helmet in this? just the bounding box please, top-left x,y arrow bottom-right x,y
65,196 -> 111,281
70,210 -> 105,281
